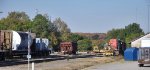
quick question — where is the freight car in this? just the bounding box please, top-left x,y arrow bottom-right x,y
109,39 -> 126,55
60,42 -> 77,55
103,39 -> 126,56
0,30 -> 51,60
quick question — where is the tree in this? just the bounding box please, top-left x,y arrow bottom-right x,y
0,11 -> 31,31
50,32 -> 60,51
107,28 -> 125,41
32,14 -> 61,50
77,39 -> 92,51
125,23 -> 144,34
0,21 -> 6,29
53,18 -> 70,33
125,23 -> 144,46
53,17 -> 71,41
32,14 -> 50,38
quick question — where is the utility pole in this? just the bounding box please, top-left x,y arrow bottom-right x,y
28,30 -> 31,70
28,31 -> 30,70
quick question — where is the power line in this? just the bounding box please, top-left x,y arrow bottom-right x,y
135,8 -> 138,23
148,5 -> 150,33
145,0 -> 150,33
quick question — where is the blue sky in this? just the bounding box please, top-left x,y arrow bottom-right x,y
0,0 -> 149,33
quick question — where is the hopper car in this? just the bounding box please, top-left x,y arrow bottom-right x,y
60,42 -> 77,55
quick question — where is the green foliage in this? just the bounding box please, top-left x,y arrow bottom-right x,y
69,33 -> 83,42
0,11 -> 31,31
124,23 -> 144,46
125,23 -> 144,34
32,14 -> 50,38
107,28 -> 125,41
77,39 -> 92,51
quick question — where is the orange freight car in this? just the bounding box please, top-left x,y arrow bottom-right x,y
108,39 -> 126,55
109,39 -> 118,50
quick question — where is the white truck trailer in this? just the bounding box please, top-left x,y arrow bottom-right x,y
138,39 -> 150,67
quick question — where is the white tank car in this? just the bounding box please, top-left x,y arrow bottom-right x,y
12,31 -> 33,51
12,31 -> 21,50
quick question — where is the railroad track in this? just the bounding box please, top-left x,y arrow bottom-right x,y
0,54 -> 101,67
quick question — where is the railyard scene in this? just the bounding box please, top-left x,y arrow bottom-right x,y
0,0 -> 150,70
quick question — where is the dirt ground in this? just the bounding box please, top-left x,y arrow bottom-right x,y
0,56 -> 122,70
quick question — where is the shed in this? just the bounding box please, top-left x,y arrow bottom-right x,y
124,47 -> 139,61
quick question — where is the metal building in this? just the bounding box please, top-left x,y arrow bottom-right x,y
131,33 -> 150,48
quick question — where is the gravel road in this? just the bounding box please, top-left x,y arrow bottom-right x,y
83,60 -> 150,70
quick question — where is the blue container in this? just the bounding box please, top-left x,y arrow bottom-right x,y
124,47 -> 139,61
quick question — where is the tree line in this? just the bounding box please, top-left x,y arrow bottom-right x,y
0,11 -> 145,51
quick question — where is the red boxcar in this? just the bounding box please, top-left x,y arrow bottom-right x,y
108,39 -> 126,55
60,42 -> 77,54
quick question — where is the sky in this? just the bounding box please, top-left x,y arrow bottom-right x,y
0,0 -> 150,33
